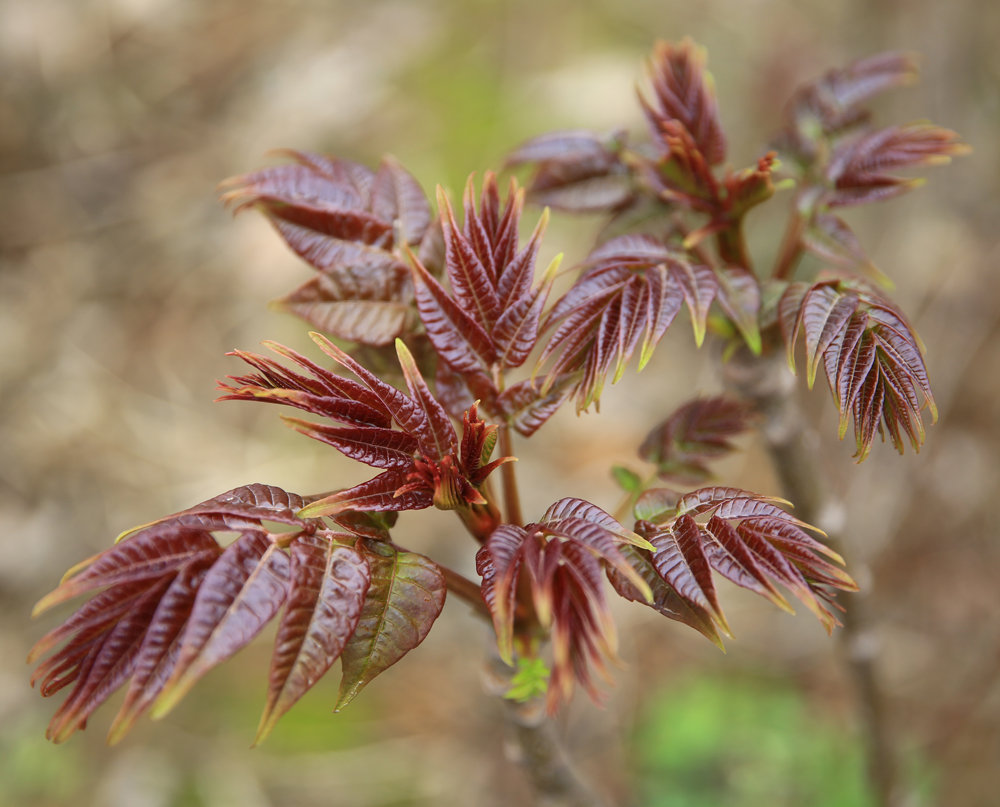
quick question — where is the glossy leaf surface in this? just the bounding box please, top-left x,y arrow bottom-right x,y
780,280 -> 936,459
257,535 -> 371,743
335,542 -> 446,710
639,395 -> 754,484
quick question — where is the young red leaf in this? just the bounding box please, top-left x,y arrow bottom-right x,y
827,123 -> 969,208
641,38 -> 726,166
395,339 -> 459,461
274,275 -> 414,347
538,237 -> 714,409
33,528 -> 220,616
107,556 -> 216,744
222,152 -> 431,345
335,542 -> 446,710
299,470 -> 433,518
256,534 -> 371,744
507,129 -> 633,213
638,395 -> 753,485
45,577 -> 175,743
778,52 -> 919,157
438,183 -> 503,327
411,255 -> 500,377
606,544 -> 724,649
151,532 -> 291,719
780,281 -> 936,459
649,515 -> 729,633
370,156 -> 433,245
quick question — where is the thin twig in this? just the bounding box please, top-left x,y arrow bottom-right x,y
437,564 -> 491,621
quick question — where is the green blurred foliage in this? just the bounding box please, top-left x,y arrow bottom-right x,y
633,675 -> 936,807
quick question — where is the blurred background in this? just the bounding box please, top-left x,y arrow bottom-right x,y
1,0 -> 997,805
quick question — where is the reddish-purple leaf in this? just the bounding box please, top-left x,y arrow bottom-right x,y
309,333 -> 444,458
800,213 -> 879,279
496,377 -> 574,437
283,419 -> 418,468
151,532 -> 291,718
256,534 -> 371,743
411,257 -> 498,376
781,281 -> 935,459
639,396 -> 753,484
508,130 -> 633,214
33,528 -> 220,615
275,276 -> 414,347
828,124 -> 968,208
642,38 -> 726,165
300,470 -> 433,518
476,525 -> 526,663
269,218 -> 402,275
650,515 -> 727,630
107,556 -> 216,744
714,266 -> 762,354
607,544 -> 724,649
45,576 -> 175,743
780,52 -> 919,149
439,185 -> 503,327
370,157 -> 432,245
702,516 -> 791,611
395,339 -> 458,461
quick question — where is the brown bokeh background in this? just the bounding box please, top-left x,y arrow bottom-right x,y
2,0 -> 997,805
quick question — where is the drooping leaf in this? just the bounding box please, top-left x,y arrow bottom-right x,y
649,515 -> 728,632
607,544 -> 724,649
44,576 -> 176,743
33,528 -> 221,616
256,534 -> 371,743
151,531 -> 291,719
626,487 -> 855,637
107,556 -> 216,744
476,515 -> 621,712
779,280 -> 936,459
335,542 -> 445,710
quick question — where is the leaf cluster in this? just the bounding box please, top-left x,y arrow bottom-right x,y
31,38 -> 962,742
